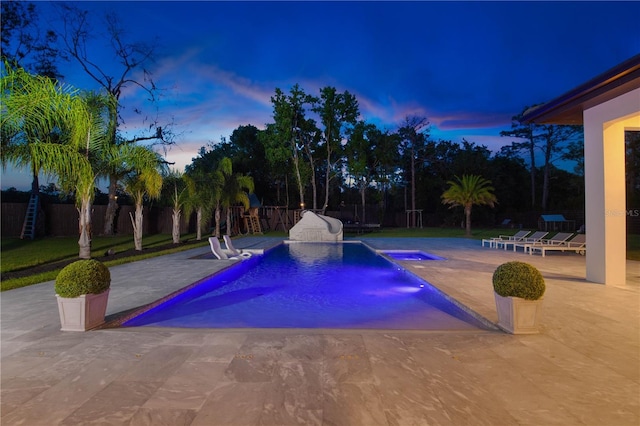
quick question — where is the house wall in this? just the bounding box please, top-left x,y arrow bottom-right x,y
584,87 -> 640,286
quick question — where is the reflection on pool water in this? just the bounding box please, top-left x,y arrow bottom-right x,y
123,242 -> 490,330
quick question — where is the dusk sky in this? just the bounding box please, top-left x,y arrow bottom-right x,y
2,1 -> 639,190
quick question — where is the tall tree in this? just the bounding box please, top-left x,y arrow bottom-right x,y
398,116 -> 429,226
561,137 -> 584,176
1,66 -> 111,258
372,129 -> 402,224
1,0 -> 63,219
298,116 -> 322,209
536,124 -> 583,211
56,3 -> 172,235
122,148 -> 165,250
183,167 -> 221,241
226,124 -> 272,199
345,121 -> 379,224
161,171 -> 189,244
441,174 -> 497,237
211,164 -> 226,239
501,107 -> 537,207
1,0 -> 62,79
218,157 -> 254,236
185,146 -> 232,238
487,151 -> 530,217
502,106 -> 582,210
313,86 -> 359,213
268,85 -> 315,208
260,123 -> 292,206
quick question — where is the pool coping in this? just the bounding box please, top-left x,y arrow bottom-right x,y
103,240 -> 500,332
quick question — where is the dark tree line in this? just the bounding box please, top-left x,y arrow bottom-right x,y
187,85 -> 587,229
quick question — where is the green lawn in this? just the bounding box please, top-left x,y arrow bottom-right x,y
1,233 -> 202,273
360,227 -> 502,239
2,228 -> 638,291
1,233 -> 208,291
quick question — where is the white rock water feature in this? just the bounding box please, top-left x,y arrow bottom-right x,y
289,210 -> 343,242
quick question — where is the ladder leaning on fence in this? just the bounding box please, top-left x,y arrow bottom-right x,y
247,215 -> 262,234
20,194 -> 39,240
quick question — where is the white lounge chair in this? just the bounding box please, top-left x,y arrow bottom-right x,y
522,232 -> 574,255
529,233 -> 586,257
482,230 -> 531,248
223,235 -> 252,258
501,231 -> 548,251
208,237 -> 242,260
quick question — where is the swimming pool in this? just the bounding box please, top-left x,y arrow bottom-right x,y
382,250 -> 445,261
123,242 -> 491,330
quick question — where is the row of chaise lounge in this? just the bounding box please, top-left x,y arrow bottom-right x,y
482,230 -> 586,257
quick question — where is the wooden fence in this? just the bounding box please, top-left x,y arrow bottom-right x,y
3,202 -> 636,237
1,203 -> 190,238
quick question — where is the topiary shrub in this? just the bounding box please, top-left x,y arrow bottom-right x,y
55,260 -> 111,298
492,261 -> 545,300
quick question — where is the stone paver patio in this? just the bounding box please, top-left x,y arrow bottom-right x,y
1,236 -> 638,425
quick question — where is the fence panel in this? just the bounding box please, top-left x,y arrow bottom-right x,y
1,203 -> 192,237
1,203 -> 27,237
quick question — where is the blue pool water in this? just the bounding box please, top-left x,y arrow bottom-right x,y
123,242 -> 489,330
383,250 -> 445,261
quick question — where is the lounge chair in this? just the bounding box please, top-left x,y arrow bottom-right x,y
208,237 -> 242,260
223,235 -> 252,258
521,232 -> 574,254
500,231 -> 548,251
482,230 -> 531,248
529,233 -> 586,257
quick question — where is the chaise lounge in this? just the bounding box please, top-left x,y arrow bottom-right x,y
208,237 -> 243,260
528,233 -> 586,257
482,230 -> 531,248
223,235 -> 252,258
500,231 -> 548,251
518,232 -> 574,254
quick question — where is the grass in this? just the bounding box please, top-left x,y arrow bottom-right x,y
2,228 -> 638,291
1,233 -> 198,273
1,234 -> 208,292
361,227 -> 501,239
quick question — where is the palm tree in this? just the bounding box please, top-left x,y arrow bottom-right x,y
161,171 -> 190,244
217,157 -> 254,236
441,174 -> 497,237
122,147 -> 165,250
1,65 -> 110,258
183,168 -> 222,241
211,168 -> 225,239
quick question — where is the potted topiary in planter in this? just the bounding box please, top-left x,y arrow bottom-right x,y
55,259 -> 111,331
493,261 -> 545,334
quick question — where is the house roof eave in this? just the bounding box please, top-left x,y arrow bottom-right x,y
522,54 -> 640,125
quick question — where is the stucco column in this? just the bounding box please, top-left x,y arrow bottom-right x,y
583,88 -> 640,286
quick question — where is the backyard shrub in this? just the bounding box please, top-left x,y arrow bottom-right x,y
492,261 -> 545,300
55,260 -> 111,298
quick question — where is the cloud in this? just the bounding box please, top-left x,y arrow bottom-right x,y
433,112 -> 512,131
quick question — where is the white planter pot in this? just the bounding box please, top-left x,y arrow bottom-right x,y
56,289 -> 110,331
494,292 -> 543,334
